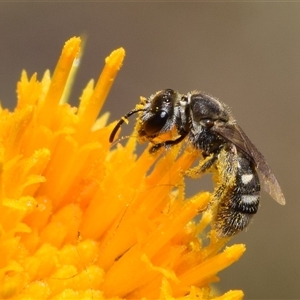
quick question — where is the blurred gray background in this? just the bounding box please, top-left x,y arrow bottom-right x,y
0,3 -> 299,299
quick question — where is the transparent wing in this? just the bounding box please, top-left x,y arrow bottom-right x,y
213,122 -> 286,205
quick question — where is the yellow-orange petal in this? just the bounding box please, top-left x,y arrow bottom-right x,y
0,37 -> 248,299
76,48 -> 125,143
37,37 -> 81,127
174,244 -> 246,296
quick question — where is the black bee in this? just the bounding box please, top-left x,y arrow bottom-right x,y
109,89 -> 285,237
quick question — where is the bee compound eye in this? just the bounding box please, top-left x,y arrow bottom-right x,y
143,110 -> 169,135
200,118 -> 214,128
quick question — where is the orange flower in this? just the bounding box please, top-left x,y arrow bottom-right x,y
0,37 -> 245,299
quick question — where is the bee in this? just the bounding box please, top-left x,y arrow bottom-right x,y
109,89 -> 286,237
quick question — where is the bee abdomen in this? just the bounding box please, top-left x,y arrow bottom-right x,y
214,155 -> 260,237
235,155 -> 260,214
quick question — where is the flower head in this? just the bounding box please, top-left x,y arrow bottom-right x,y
0,37 -> 245,299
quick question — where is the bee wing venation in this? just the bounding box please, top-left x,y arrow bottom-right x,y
213,123 -> 286,205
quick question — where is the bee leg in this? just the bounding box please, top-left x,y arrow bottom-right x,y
149,130 -> 188,153
216,146 -> 238,186
185,153 -> 218,178
209,148 -> 240,237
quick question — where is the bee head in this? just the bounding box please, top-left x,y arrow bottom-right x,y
137,89 -> 178,137
109,89 -> 178,143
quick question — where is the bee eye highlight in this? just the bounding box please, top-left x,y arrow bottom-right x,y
143,110 -> 169,135
200,118 -> 214,128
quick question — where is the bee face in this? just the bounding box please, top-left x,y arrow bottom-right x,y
110,89 -> 285,237
137,89 -> 179,138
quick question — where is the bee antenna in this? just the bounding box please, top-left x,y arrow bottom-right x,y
109,108 -> 144,143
